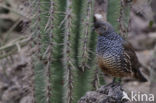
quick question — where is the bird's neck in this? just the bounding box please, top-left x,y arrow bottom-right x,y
98,31 -> 120,40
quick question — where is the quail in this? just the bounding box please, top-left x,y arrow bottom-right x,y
94,16 -> 147,82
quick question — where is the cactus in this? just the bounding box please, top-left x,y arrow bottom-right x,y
107,0 -> 121,33
63,0 -> 75,102
29,0 -> 132,103
107,0 -> 131,37
73,0 -> 95,102
30,0 -> 66,103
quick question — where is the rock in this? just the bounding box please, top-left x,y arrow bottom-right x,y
2,86 -> 22,103
78,83 -> 130,103
20,96 -> 33,103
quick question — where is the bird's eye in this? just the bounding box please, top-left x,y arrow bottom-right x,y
102,25 -> 107,30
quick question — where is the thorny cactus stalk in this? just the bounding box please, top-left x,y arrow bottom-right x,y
63,0 -> 74,102
29,0 -> 66,103
73,0 -> 95,102
78,0 -> 94,71
28,0 -> 132,103
107,0 -> 132,37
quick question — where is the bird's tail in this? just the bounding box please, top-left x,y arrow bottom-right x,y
134,69 -> 148,82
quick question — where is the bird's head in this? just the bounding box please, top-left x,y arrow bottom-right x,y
94,14 -> 114,35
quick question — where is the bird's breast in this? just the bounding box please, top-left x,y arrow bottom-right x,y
96,38 -> 123,56
96,37 -> 132,77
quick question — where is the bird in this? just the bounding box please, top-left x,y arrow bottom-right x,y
94,15 -> 147,83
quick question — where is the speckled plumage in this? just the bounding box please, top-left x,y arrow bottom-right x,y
97,31 -> 133,77
94,20 -> 147,82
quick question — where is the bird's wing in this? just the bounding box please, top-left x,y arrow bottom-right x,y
122,41 -> 140,72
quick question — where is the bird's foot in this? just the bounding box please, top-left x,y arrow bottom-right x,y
110,77 -> 121,87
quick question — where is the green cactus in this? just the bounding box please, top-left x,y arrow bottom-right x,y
107,0 -> 121,33
29,0 -> 132,103
30,0 -> 66,103
107,0 -> 132,37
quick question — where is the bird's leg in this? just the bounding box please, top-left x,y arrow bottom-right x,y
112,77 -> 117,83
111,77 -> 121,87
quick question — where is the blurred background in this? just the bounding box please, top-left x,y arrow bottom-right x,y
0,0 -> 156,103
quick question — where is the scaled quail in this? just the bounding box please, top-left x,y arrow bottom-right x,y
94,17 -> 147,82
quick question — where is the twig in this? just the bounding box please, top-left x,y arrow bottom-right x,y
0,35 -> 30,51
3,18 -> 22,43
0,48 -> 17,59
0,4 -> 30,19
0,35 -> 31,59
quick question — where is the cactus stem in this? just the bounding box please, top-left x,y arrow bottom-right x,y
80,0 -> 93,71
30,59 -> 36,103
119,0 -> 132,38
63,0 -> 74,102
44,1 -> 55,102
